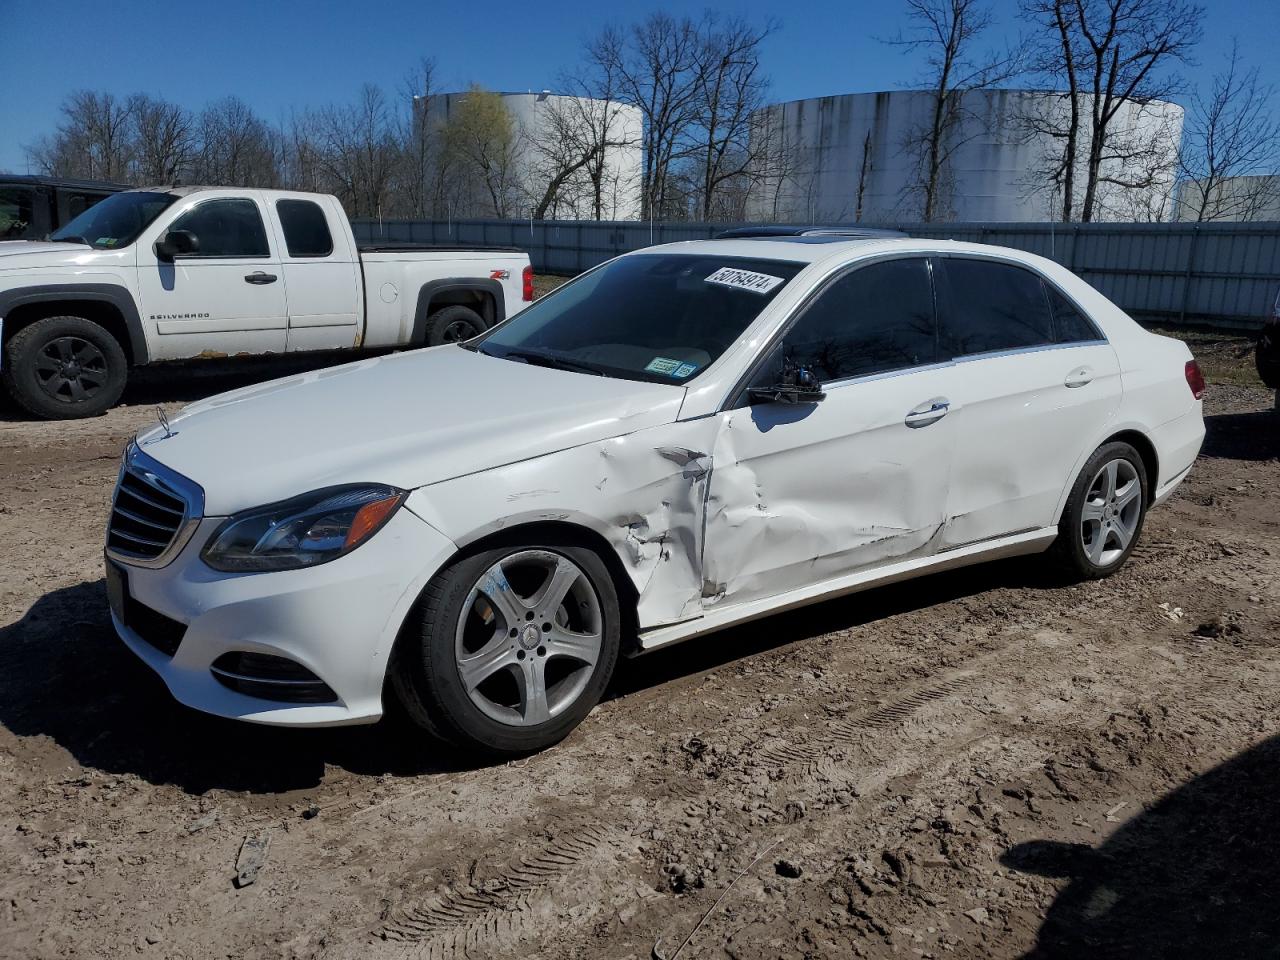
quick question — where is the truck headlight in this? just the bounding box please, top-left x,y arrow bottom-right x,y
201,485 -> 406,572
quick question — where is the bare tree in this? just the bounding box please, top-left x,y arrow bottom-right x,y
393,58 -> 440,218
28,91 -> 134,181
590,14 -> 703,219
887,0 -> 1023,222
129,95 -> 196,183
1177,40 -> 1280,222
688,14 -> 777,220
1021,0 -> 1203,222
194,97 -> 281,187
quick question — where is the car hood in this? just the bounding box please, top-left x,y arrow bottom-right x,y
0,240 -> 101,266
136,346 -> 687,515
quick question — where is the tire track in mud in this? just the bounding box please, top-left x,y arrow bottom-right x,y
372,823 -> 617,959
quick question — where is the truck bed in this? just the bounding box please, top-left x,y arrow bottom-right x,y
357,241 -> 525,254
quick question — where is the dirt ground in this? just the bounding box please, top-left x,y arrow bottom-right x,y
1,335 -> 1277,960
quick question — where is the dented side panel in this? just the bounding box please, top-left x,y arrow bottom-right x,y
406,420 -> 721,628
701,368 -> 960,608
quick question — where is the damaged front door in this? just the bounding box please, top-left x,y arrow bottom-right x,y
701,256 -> 958,609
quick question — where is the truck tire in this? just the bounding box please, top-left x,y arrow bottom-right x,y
1256,320 -> 1280,390
425,305 -> 486,346
1,315 -> 128,419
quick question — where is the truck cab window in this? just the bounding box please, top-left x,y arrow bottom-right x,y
169,199 -> 270,258
0,186 -> 36,240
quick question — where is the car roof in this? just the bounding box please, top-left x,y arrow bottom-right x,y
632,236 -> 1050,269
714,225 -> 908,240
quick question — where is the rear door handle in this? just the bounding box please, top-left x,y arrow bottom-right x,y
905,398 -> 951,428
1064,365 -> 1094,388
244,272 -> 278,285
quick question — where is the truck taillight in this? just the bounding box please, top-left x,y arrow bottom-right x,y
1185,359 -> 1205,400
522,265 -> 534,302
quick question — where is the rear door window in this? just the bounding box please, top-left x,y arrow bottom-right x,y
938,259 -> 1054,358
276,199 -> 334,257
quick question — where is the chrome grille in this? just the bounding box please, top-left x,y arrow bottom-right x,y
106,444 -> 204,567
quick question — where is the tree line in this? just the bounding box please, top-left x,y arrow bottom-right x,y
22,1 -> 1280,224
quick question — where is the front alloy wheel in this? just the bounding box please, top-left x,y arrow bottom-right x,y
456,550 -> 604,727
392,540 -> 621,755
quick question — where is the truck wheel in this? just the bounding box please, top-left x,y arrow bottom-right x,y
1,315 -> 128,419
425,305 -> 486,346
390,540 -> 621,756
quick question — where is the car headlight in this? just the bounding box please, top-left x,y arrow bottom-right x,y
201,484 -> 407,572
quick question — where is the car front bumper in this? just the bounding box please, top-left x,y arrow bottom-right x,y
109,507 -> 457,727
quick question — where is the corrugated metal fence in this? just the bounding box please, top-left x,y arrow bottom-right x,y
352,217 -> 1280,330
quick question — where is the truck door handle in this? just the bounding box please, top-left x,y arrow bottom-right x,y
244,272 -> 278,285
905,398 -> 951,428
1064,365 -> 1094,388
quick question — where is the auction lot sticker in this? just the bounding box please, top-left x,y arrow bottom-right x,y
705,266 -> 784,294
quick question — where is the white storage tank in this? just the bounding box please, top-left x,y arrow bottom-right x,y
747,89 -> 1184,223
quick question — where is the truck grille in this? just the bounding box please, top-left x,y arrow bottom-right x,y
106,444 -> 204,567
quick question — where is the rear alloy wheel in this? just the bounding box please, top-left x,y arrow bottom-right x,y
1054,441 -> 1148,579
1,315 -> 128,419
425,305 -> 486,346
392,541 -> 620,755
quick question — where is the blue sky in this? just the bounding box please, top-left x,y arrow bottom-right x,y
2,0 -> 1278,174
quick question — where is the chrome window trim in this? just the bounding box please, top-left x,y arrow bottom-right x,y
105,442 -> 206,569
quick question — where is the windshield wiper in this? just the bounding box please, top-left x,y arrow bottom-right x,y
487,347 -> 605,376
51,234 -> 90,245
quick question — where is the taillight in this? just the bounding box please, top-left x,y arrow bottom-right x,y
1185,359 -> 1205,400
522,265 -> 534,302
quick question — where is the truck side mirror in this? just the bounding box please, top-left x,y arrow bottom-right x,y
155,229 -> 199,261
748,359 -> 826,405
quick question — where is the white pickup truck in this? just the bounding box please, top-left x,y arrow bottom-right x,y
0,186 -> 533,418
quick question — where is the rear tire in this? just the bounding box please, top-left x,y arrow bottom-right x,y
1,315 -> 128,419
391,539 -> 621,756
425,305 -> 486,346
1053,441 -> 1149,580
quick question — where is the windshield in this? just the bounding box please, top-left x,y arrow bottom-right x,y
50,191 -> 177,249
477,254 -> 804,384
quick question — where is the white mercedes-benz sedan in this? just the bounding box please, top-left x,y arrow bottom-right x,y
104,236 -> 1206,754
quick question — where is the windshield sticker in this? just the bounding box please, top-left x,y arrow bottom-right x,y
705,266 -> 784,294
645,357 -> 683,375
673,362 -> 699,378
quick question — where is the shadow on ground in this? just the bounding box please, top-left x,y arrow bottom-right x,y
0,554 -> 1064,796
1003,733 -> 1280,958
1201,408 -> 1280,461
0,351 -> 371,422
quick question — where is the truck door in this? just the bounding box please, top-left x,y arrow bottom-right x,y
136,192 -> 288,360
267,196 -> 361,351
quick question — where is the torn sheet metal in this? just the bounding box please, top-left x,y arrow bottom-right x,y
407,419 -> 720,627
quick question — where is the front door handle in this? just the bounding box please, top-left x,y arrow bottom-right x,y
905,398 -> 951,428
245,272 -> 278,285
1064,365 -> 1094,388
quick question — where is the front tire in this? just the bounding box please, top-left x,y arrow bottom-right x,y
391,540 -> 621,756
1,315 -> 128,419
1053,441 -> 1149,580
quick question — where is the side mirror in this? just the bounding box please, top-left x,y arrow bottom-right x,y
154,229 -> 199,261
748,361 -> 826,405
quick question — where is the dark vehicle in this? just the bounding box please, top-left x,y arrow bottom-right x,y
1256,287 -> 1280,405
0,175 -> 126,241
